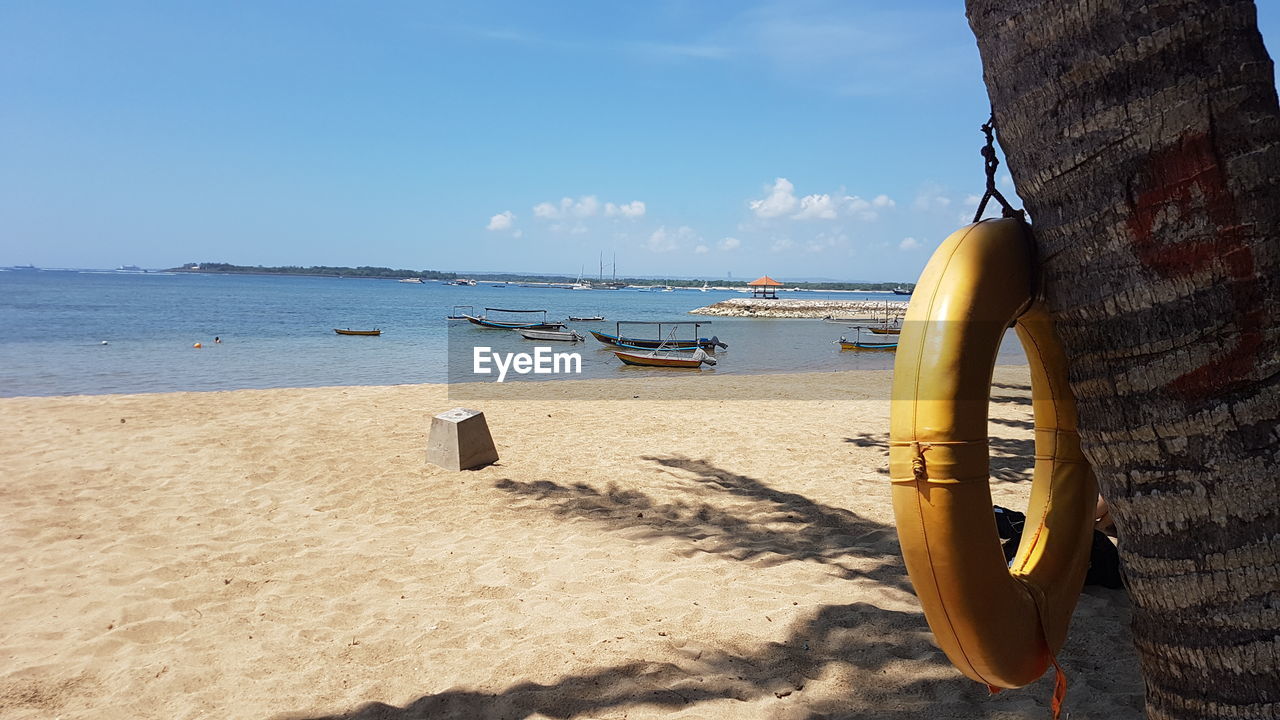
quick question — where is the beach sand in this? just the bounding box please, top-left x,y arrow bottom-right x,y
0,368 -> 1143,719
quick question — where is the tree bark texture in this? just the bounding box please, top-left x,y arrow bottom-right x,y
965,1 -> 1279,719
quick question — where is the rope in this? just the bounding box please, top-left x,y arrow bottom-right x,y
971,117 -> 1026,223
971,116 -> 1041,304
911,442 -> 929,481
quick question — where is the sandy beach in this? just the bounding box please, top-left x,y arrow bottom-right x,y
0,368 -> 1143,719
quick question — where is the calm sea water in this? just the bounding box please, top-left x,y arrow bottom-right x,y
0,270 -> 1019,397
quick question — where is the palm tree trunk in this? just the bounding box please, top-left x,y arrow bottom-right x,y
964,1 -> 1279,718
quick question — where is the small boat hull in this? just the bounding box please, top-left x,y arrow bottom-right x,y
466,316 -> 566,330
868,327 -> 901,335
614,350 -> 709,368
590,330 -> 720,350
334,329 -> 381,336
839,341 -> 896,351
518,329 -> 584,342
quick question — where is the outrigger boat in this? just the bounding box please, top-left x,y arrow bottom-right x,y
868,326 -> 902,335
613,324 -> 718,368
590,321 -> 726,351
446,305 -> 475,320
465,308 -> 566,330
335,328 -> 381,336
615,348 -> 716,367
518,328 -> 584,342
836,329 -> 896,351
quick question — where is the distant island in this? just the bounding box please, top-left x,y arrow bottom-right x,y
170,263 -> 457,280
169,262 -> 913,292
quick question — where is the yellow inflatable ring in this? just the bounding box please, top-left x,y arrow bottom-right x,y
889,218 -> 1097,690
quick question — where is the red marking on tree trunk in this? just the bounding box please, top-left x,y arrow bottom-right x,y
1125,133 -> 1263,400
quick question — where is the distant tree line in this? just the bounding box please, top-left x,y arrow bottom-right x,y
172,263 -> 456,280
171,263 -> 912,291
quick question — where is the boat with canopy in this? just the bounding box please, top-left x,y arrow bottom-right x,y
613,323 -> 718,368
590,321 -> 726,351
836,328 -> 897,351
465,308 -> 566,330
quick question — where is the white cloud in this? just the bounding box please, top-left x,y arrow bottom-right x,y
533,195 -> 600,220
805,231 -> 847,253
718,236 -> 741,251
604,200 -> 646,218
841,195 -> 882,221
513,229 -> 523,238
998,172 -> 1014,190
872,194 -> 895,208
750,177 -> 798,218
647,228 -> 673,252
913,186 -> 952,211
770,237 -> 795,252
964,194 -> 982,206
646,225 -> 699,253
534,195 -> 645,225
694,244 -> 709,254
899,237 -> 921,251
793,193 -> 839,220
486,211 -> 515,231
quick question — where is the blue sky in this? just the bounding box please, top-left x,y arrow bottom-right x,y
2,2 -> 1277,282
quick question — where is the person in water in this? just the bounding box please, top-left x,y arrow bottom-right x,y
214,336 -> 221,344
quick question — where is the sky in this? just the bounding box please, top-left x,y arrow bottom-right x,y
2,2 -> 1278,283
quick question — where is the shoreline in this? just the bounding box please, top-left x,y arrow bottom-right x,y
0,362 -> 1043,401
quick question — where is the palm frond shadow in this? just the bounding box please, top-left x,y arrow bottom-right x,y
492,455 -> 906,587
295,602 -> 1001,720
287,452 -> 1113,720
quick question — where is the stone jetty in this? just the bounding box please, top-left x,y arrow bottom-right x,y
689,297 -> 908,319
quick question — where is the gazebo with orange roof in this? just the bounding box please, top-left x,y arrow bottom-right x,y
747,275 -> 783,299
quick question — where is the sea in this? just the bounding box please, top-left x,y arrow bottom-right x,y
0,269 -> 1023,398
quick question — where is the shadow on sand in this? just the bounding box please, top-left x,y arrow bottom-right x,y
289,456 -> 1006,719
289,442 -> 1096,719
294,601 -> 997,720
492,455 -> 907,586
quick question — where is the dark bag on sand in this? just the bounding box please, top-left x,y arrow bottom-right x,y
993,505 -> 1124,590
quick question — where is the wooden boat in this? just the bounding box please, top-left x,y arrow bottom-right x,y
568,315 -> 604,322
334,328 -> 381,336
612,324 -> 718,368
838,339 -> 896,351
614,349 -> 716,368
869,327 -> 902,335
836,333 -> 896,351
590,321 -> 726,351
518,328 -> 584,342
465,308 -> 566,330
